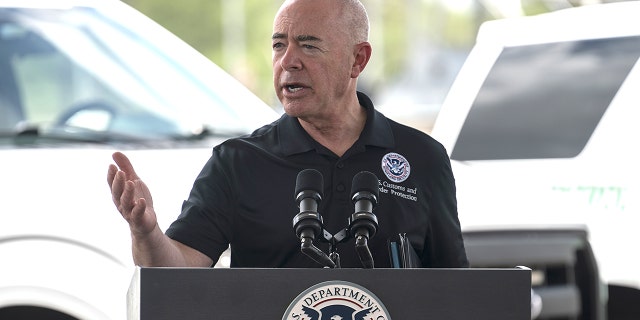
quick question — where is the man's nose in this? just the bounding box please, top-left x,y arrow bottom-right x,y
279,46 -> 302,71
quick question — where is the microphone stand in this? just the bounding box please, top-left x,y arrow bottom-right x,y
303,223 -> 375,269
293,210 -> 336,269
324,229 -> 349,269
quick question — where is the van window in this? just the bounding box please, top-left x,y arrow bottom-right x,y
451,36 -> 640,161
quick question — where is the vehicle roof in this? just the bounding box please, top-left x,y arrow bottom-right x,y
0,0 -> 119,8
477,1 -> 640,46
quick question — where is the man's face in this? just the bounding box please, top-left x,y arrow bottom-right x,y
272,0 -> 355,119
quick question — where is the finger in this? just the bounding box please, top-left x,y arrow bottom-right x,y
111,170 -> 126,207
130,197 -> 147,226
119,180 -> 137,219
112,151 -> 140,180
107,164 -> 118,187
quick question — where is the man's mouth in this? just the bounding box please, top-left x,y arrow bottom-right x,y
282,82 -> 308,93
286,85 -> 303,93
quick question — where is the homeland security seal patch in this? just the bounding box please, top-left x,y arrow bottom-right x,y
282,280 -> 392,320
381,152 -> 410,183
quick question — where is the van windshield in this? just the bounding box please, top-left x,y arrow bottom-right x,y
0,5 -> 276,142
451,36 -> 640,161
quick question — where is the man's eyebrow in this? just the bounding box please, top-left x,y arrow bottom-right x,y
271,33 -> 322,42
296,35 -> 321,42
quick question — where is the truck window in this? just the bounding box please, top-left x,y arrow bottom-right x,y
451,36 -> 640,161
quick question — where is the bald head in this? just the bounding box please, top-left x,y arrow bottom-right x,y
271,0 -> 373,123
276,0 -> 369,45
341,0 -> 370,44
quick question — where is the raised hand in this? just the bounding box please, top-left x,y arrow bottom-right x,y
107,151 -> 157,236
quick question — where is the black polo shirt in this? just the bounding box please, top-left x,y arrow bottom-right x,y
166,92 -> 468,268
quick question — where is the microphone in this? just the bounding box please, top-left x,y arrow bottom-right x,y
292,169 -> 336,268
348,171 -> 379,268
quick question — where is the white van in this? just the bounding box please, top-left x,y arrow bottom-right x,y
0,1 -> 278,319
430,2 -> 640,319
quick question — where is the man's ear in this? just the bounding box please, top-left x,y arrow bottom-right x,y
351,42 -> 372,78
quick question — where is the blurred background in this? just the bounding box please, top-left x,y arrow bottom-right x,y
121,0 -> 630,132
2,1 -> 638,319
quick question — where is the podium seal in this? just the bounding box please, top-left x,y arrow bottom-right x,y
282,280 -> 392,320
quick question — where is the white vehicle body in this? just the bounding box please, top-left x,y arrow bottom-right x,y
431,2 -> 640,319
0,148 -> 214,320
0,0 -> 278,319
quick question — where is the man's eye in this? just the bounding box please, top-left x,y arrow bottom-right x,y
273,43 -> 284,49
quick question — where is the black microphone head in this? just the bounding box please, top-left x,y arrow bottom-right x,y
295,169 -> 324,200
351,171 -> 379,198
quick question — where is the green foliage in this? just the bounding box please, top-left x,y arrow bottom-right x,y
121,0 -> 556,106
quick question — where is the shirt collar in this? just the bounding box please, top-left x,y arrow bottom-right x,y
279,91 -> 395,156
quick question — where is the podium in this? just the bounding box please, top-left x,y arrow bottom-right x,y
128,267 -> 531,319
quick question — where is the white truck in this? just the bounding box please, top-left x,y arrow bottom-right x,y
0,1 -> 277,319
430,2 -> 640,319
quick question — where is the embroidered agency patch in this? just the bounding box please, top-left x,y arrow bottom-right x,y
381,152 -> 410,183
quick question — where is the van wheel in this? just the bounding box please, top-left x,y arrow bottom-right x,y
0,306 -> 79,320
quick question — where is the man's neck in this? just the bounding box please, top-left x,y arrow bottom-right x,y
299,103 -> 367,157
